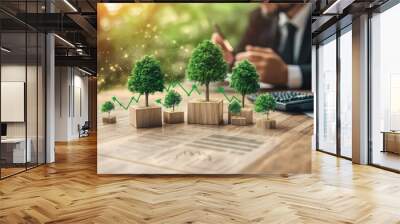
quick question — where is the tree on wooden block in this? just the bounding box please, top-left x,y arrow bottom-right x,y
101,101 -> 115,118
230,60 -> 260,108
128,55 -> 165,107
186,40 -> 227,125
128,55 -> 164,128
187,40 -> 227,101
101,101 -> 116,124
164,90 -> 182,112
162,90 -> 184,124
254,93 -> 277,129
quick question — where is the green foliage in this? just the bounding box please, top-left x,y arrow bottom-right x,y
187,40 -> 227,85
128,55 -> 165,106
230,60 -> 259,107
97,4 -> 257,91
128,55 -> 165,94
164,90 -> 182,111
254,94 -> 276,119
187,40 -> 227,101
101,101 -> 115,117
228,100 -> 242,115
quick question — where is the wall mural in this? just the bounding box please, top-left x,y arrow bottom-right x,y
97,3 -> 313,174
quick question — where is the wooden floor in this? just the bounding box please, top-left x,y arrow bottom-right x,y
1,135 -> 400,223
98,86 -> 312,174
372,150 -> 400,171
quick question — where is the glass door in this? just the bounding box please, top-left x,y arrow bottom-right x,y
370,3 -> 400,171
317,35 -> 337,154
0,1 -> 47,179
339,26 -> 352,158
1,30 -> 28,178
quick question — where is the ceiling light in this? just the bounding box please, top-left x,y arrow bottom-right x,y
78,67 -> 93,76
63,0 -> 78,12
1,47 -> 11,53
54,34 -> 75,48
323,0 -> 354,15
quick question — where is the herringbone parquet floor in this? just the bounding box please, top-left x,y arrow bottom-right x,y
1,135 -> 400,224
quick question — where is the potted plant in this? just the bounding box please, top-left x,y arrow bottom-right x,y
230,60 -> 260,125
163,90 -> 184,124
254,93 -> 277,129
186,40 -> 227,125
228,100 -> 246,126
128,55 -> 165,128
101,101 -> 116,124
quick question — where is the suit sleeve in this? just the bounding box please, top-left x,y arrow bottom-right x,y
235,9 -> 262,54
299,64 -> 311,90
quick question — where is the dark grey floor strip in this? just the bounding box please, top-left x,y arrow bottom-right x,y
192,140 -> 253,152
208,134 -> 263,145
186,143 -> 227,152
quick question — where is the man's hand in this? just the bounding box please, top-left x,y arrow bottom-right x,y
211,33 -> 234,65
235,46 -> 288,86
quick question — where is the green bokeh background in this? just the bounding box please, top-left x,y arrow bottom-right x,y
98,3 -> 259,92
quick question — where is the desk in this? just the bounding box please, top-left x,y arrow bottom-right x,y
382,131 -> 400,155
1,138 -> 32,163
97,84 -> 313,174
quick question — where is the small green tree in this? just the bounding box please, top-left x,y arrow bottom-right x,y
101,101 -> 115,118
254,94 -> 276,120
228,100 -> 241,115
230,60 -> 260,108
128,55 -> 165,107
164,90 -> 182,112
187,40 -> 227,101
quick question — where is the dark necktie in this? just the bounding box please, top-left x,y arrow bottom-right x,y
281,23 -> 297,64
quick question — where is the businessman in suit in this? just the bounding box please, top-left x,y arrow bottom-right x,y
212,3 -> 312,90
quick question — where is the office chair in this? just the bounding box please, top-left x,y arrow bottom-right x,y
79,121 -> 90,138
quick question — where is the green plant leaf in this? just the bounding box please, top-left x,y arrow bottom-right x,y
230,60 -> 260,97
128,55 -> 165,95
186,40 -> 228,97
254,93 -> 276,114
101,101 -> 115,113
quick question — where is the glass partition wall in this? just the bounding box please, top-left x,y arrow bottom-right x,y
316,25 -> 353,159
317,35 -> 337,155
0,2 -> 46,179
339,27 -> 352,159
370,3 -> 400,171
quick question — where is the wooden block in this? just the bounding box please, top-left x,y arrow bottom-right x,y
129,106 -> 162,128
163,111 -> 184,124
227,111 -> 239,124
187,99 -> 223,125
240,107 -> 253,124
231,116 -> 246,126
102,116 -> 116,124
257,119 -> 276,129
228,107 -> 252,125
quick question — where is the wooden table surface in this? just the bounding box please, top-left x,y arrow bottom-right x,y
97,84 -> 313,174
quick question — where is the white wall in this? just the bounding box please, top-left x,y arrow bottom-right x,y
55,67 -> 69,141
55,67 -> 89,141
370,4 -> 400,159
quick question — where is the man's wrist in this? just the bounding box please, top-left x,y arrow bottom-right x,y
287,65 -> 303,89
